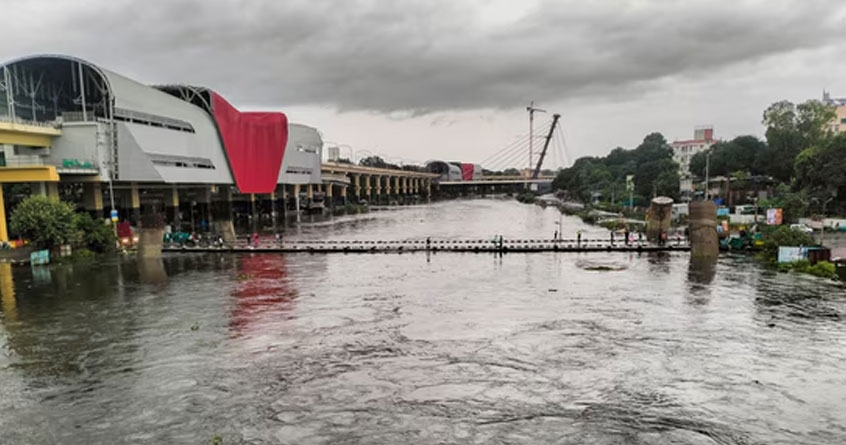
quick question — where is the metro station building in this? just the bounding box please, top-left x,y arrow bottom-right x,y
0,54 -> 325,241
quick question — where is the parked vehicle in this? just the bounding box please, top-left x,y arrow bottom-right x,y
790,224 -> 814,234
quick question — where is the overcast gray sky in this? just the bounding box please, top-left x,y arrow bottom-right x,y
3,0 -> 845,169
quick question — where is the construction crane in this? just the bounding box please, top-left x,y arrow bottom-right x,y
532,113 -> 561,179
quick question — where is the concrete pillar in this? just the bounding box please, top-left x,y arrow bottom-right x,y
364,175 -> 372,200
426,179 -> 432,198
31,182 -> 59,202
130,183 -> 141,225
353,174 -> 361,199
138,204 -> 164,259
307,184 -> 314,200
689,201 -> 719,258
402,177 -> 408,194
0,186 -> 7,242
340,184 -> 348,203
83,182 -> 104,217
326,182 -> 334,208
211,187 -> 236,244
250,194 -> 258,233
385,175 -> 392,196
294,184 -> 301,216
166,186 -> 180,230
646,197 -> 673,242
46,182 -> 59,202
270,191 -> 278,234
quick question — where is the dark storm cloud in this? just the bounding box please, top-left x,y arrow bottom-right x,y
5,0 -> 844,113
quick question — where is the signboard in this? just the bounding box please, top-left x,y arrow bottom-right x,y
778,246 -> 808,263
30,249 -> 50,266
110,209 -> 119,223
626,175 -> 634,192
716,207 -> 730,217
766,208 -> 783,225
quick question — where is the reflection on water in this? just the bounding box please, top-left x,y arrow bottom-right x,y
230,255 -> 297,336
0,199 -> 844,444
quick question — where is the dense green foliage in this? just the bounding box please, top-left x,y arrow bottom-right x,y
9,195 -> 116,252
689,135 -> 768,178
516,192 -> 537,204
73,212 -> 117,253
759,225 -> 815,264
10,196 -> 78,249
777,260 -> 838,279
552,133 -> 679,205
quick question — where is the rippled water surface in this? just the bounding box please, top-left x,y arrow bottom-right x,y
1,199 -> 845,444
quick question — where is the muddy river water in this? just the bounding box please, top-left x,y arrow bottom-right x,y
0,199 -> 844,444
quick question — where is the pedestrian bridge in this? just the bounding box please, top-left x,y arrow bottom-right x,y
163,237 -> 690,254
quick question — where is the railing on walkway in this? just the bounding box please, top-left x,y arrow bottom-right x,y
163,237 -> 690,254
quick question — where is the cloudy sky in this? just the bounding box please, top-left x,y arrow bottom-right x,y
3,0 -> 846,169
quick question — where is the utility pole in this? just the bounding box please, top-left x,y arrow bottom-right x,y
527,101 -> 546,175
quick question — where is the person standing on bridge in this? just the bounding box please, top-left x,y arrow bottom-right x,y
577,230 -> 582,248
624,227 -> 630,246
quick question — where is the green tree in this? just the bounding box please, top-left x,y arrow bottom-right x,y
793,134 -> 846,215
689,135 -> 767,178
359,156 -> 388,168
552,132 -> 679,204
760,99 -> 836,182
10,196 -> 78,249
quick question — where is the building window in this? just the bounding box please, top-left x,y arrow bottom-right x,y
841,118 -> 846,124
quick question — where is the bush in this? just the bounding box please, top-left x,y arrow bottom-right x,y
73,213 -> 116,253
10,196 -> 78,249
807,261 -> 838,279
516,192 -> 537,204
760,225 -> 815,264
777,260 -> 838,280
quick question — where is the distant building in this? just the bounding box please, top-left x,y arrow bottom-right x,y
671,126 -> 716,201
823,91 -> 846,133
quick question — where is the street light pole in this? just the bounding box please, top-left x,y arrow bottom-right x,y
704,151 -> 711,201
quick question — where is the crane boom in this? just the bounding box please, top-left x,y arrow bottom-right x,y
532,113 -> 560,179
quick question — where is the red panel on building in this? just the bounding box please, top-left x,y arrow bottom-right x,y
211,92 -> 288,194
461,163 -> 475,181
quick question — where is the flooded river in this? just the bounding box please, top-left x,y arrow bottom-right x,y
1,199 -> 845,444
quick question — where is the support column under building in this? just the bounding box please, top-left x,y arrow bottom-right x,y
270,191 -> 278,234
326,182 -> 334,208
83,182 -> 104,219
211,187 -> 236,244
0,187 -> 7,242
250,193 -> 258,234
129,183 -> 141,225
166,186 -> 180,231
294,184 -> 301,220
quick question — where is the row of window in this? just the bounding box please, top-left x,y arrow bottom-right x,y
113,108 -> 195,133
150,154 -> 215,170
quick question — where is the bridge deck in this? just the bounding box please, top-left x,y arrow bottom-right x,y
162,238 -> 689,254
